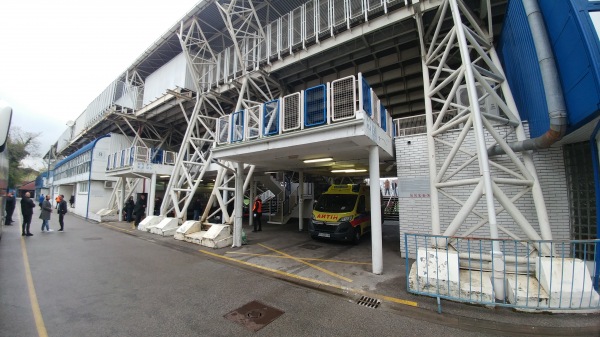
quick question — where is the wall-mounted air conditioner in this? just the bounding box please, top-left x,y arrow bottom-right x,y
456,83 -> 499,117
104,181 -> 115,189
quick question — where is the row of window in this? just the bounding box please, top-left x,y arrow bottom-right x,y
54,151 -> 92,181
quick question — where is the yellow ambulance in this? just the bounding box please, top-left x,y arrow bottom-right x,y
310,184 -> 372,244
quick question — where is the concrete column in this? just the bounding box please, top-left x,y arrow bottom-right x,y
233,162 -> 244,247
369,145 -> 383,274
148,173 -> 156,217
298,171 -> 304,231
222,173 -> 229,224
249,181 -> 256,228
119,177 -> 125,221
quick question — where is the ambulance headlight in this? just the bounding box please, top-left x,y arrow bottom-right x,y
338,216 -> 352,223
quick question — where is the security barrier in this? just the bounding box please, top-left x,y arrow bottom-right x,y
215,73 -> 393,144
405,233 -> 600,312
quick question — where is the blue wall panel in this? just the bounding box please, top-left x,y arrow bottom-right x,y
498,0 -> 549,138
499,0 -> 600,136
538,0 -> 600,131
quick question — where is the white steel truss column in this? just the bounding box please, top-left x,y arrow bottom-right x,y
415,0 -> 552,256
216,0 -> 266,75
165,1 -> 286,229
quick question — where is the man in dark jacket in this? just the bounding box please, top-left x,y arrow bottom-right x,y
192,197 -> 202,220
134,194 -> 147,228
124,196 -> 135,224
20,192 -> 36,236
57,195 -> 68,232
5,191 -> 15,224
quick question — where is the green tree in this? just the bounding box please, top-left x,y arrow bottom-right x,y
7,126 -> 41,189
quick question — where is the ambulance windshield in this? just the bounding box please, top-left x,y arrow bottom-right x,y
314,194 -> 357,212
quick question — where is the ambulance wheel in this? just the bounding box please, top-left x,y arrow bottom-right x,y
352,227 -> 361,245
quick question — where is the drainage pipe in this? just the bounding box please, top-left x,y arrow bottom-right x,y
591,120 -> 600,290
488,0 -> 567,156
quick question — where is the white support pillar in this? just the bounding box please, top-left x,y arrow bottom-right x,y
148,173 -> 157,217
222,173 -> 229,224
298,171 -> 304,231
233,162 -> 244,247
249,181 -> 256,228
119,177 -> 125,221
368,145 -> 383,275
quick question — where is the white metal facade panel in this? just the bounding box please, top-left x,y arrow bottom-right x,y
143,53 -> 194,105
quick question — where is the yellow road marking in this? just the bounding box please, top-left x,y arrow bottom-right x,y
225,251 -> 372,265
103,223 -> 134,233
21,238 -> 49,337
199,249 -> 417,308
258,243 -> 353,283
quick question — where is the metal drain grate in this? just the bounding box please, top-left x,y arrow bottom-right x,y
357,296 -> 381,309
224,300 -> 285,332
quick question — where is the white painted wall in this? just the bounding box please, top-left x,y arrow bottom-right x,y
396,123 -> 570,257
143,52 -> 195,105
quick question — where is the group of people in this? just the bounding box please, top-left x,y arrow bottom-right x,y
123,194 -> 147,229
4,192 -> 68,236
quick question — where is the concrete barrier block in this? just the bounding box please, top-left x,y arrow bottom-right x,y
174,220 -> 201,240
506,274 -> 549,309
138,216 -> 164,232
459,269 -> 494,304
536,257 -> 600,309
149,217 -> 179,236
409,248 -> 460,297
201,224 -> 232,249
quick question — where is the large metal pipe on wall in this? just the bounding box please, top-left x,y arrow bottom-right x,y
488,0 -> 567,156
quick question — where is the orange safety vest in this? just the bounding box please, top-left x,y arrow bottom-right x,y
252,199 -> 262,213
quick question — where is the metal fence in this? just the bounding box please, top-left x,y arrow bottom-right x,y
404,233 -> 600,312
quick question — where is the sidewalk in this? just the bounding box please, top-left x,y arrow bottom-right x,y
101,217 -> 600,336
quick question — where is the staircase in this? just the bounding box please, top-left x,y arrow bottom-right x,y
382,195 -> 400,221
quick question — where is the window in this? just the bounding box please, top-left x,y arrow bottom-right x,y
78,182 -> 89,194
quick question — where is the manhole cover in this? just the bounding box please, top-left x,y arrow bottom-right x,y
357,295 -> 381,309
224,300 -> 284,332
299,244 -> 322,250
82,237 -> 102,241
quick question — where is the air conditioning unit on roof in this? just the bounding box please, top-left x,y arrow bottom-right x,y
456,83 -> 499,117
104,181 -> 115,189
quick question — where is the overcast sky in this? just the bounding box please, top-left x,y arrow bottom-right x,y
0,0 -> 200,169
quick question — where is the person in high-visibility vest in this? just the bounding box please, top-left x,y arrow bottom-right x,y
252,196 -> 263,232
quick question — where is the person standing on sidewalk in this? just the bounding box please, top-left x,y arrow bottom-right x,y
39,195 -> 53,232
134,194 -> 147,228
124,196 -> 135,224
57,195 -> 68,232
5,191 -> 15,225
20,192 -> 36,236
252,196 -> 262,232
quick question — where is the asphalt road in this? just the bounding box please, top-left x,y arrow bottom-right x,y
0,207 -> 501,337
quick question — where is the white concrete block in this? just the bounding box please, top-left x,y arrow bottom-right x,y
138,216 -> 163,231
149,217 -> 179,236
184,231 -> 207,244
201,224 -> 232,249
536,257 -> 600,308
506,274 -> 549,309
459,270 -> 495,304
174,220 -> 202,240
409,248 -> 460,297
